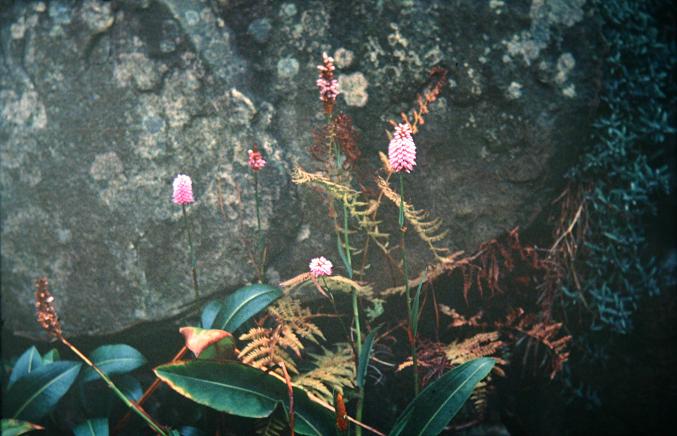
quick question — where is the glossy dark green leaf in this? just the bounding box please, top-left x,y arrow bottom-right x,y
389,358 -> 495,436
80,375 -> 142,417
117,375 -> 143,402
200,300 -> 223,329
1,419 -> 44,436
3,361 -> 82,421
212,284 -> 283,332
356,327 -> 379,389
81,345 -> 146,383
41,349 -> 60,364
178,426 -> 206,436
72,418 -> 108,436
155,360 -> 334,436
8,347 -> 42,390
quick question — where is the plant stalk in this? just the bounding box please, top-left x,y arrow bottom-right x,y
399,174 -> 419,395
182,205 -> 199,298
61,337 -> 168,435
114,346 -> 188,434
330,121 -> 365,434
254,171 -> 265,282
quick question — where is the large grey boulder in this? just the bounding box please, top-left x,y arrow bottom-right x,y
1,0 -> 601,337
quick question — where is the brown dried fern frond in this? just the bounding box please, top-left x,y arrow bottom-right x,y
383,251 -> 471,296
294,344 -> 356,403
511,315 -> 572,380
239,325 -> 300,375
439,305 -> 484,329
444,332 -> 506,375
238,297 -> 327,376
269,297 -> 326,344
388,66 -> 448,135
376,176 -> 451,261
280,272 -> 376,302
397,340 -> 449,386
335,113 -> 361,168
539,183 -> 590,318
470,378 -> 493,420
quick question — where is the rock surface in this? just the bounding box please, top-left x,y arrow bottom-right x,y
1,0 -> 601,337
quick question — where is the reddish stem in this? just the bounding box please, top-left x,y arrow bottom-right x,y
113,346 -> 188,434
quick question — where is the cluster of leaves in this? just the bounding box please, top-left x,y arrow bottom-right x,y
1,344 -> 146,435
156,284 -> 496,436
562,0 -> 675,334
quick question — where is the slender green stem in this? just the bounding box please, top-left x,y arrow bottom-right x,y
330,117 -> 364,434
182,205 -> 199,298
254,171 -> 265,282
399,173 -> 419,395
343,202 -> 353,275
62,338 -> 168,435
354,289 -> 364,436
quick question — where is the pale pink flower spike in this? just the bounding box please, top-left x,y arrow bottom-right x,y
388,122 -> 417,173
316,53 -> 340,106
309,256 -> 333,278
172,174 -> 194,205
248,147 -> 267,171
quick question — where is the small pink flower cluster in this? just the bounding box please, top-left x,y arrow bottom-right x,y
388,122 -> 417,173
248,145 -> 266,171
309,256 -> 333,277
316,52 -> 339,104
172,174 -> 194,205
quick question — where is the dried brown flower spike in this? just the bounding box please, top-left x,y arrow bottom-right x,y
35,277 -> 62,339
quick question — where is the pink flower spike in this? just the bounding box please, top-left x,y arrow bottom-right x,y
388,122 -> 417,173
247,147 -> 267,171
316,52 -> 340,110
172,174 -> 194,205
309,256 -> 333,278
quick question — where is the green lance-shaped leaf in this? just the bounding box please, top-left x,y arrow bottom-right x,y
337,235 -> 353,279
201,300 -> 223,329
3,361 -> 82,421
155,360 -> 334,436
41,349 -> 60,364
8,347 -> 42,390
72,418 -> 108,436
410,272 -> 426,339
356,327 -> 380,389
1,419 -> 44,436
81,345 -> 147,383
389,357 -> 495,436
212,284 -> 283,333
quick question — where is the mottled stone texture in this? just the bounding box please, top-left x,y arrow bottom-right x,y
1,0 -> 601,337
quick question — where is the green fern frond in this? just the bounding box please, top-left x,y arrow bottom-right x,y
323,275 -> 375,299
287,274 -> 376,301
292,167 -> 391,255
376,176 -> 452,261
294,344 -> 356,403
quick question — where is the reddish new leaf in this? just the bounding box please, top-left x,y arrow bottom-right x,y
179,327 -> 233,359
